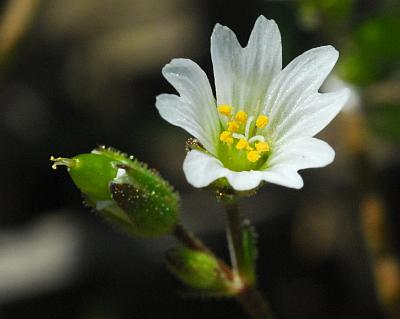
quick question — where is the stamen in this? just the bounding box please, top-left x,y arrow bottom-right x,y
236,138 -> 248,150
218,104 -> 232,116
256,115 -> 269,129
247,151 -> 261,163
232,133 -> 245,139
227,121 -> 239,132
235,111 -> 248,124
255,142 -> 269,153
245,115 -> 254,139
219,131 -> 233,145
50,156 -> 77,170
248,135 -> 265,144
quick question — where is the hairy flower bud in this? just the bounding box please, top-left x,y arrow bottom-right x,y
51,146 -> 179,237
166,248 -> 235,294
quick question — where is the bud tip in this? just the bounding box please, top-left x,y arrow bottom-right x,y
50,156 -> 77,170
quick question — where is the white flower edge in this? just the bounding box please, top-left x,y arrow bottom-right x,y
183,137 -> 336,191
157,15 -> 350,191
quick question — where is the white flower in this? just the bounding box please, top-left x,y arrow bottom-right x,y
156,16 -> 349,191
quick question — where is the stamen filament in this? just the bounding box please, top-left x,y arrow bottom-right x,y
245,116 -> 254,139
248,135 -> 265,144
232,133 -> 246,139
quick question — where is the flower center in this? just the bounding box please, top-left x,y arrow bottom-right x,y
217,104 -> 270,171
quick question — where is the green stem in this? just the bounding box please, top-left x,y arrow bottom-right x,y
172,223 -> 210,253
237,286 -> 276,319
224,199 -> 277,319
225,200 -> 246,277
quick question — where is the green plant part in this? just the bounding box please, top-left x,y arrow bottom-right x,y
51,146 -> 179,237
166,248 -> 237,295
238,221 -> 258,286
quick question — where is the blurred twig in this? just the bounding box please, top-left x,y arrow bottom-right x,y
340,106 -> 400,317
363,79 -> 400,106
0,0 -> 41,64
361,194 -> 400,318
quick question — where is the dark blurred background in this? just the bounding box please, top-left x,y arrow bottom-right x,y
0,0 -> 399,318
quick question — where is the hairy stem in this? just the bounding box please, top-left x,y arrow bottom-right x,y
172,223 -> 210,253
225,200 -> 245,278
224,199 -> 277,319
237,286 -> 276,319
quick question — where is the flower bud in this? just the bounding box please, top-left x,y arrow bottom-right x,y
166,248 -> 235,294
51,146 -> 179,237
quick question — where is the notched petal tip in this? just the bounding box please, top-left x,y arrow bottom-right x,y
211,23 -> 226,36
162,58 -> 192,76
253,15 -> 277,27
211,22 -> 238,44
247,15 -> 280,46
314,45 -> 339,64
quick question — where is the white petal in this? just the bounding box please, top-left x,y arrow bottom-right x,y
242,137 -> 335,190
264,46 -> 339,141
259,167 -> 304,189
183,150 -> 266,191
268,137 -> 335,171
211,15 -> 282,115
156,58 -> 219,154
274,89 -> 350,144
322,74 -> 361,113
182,150 -> 305,190
183,150 -> 227,188
182,137 -> 332,191
225,170 -> 270,191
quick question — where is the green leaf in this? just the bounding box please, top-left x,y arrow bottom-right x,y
339,11 -> 400,85
368,104 -> 400,142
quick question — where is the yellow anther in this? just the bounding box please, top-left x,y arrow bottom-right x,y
220,131 -> 233,145
256,115 -> 269,128
255,141 -> 269,153
218,104 -> 233,116
236,138 -> 248,150
247,150 -> 261,163
235,111 -> 248,124
227,121 -> 239,132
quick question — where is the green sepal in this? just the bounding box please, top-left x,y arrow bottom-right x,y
110,182 -> 177,237
208,178 -> 260,202
52,146 -> 179,237
166,248 -> 234,295
68,153 -> 118,201
241,221 -> 258,285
